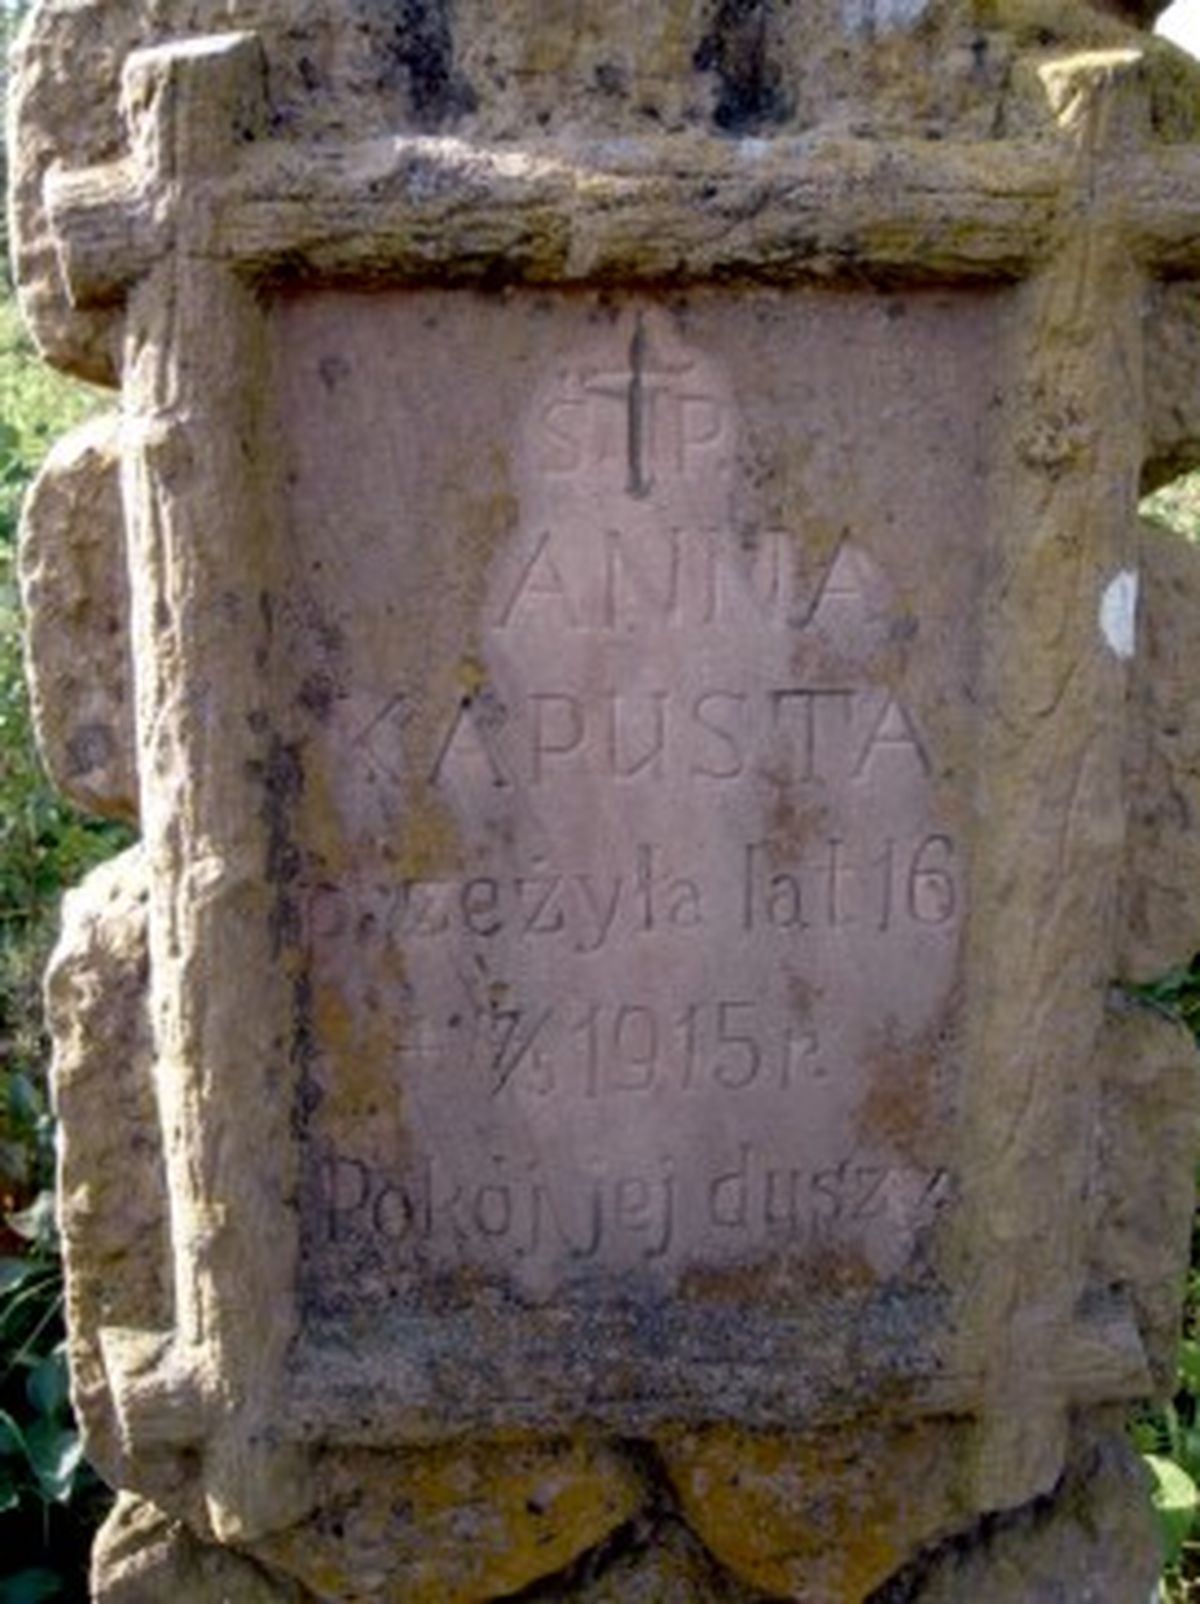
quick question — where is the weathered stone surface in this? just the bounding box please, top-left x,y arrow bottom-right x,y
880,1422 -> 1161,1603
1122,522 -> 1200,977
660,1421 -> 972,1601
282,285 -> 984,1433
44,849 -> 206,1527
13,3 -> 1200,1602
18,412 -> 136,821
257,1440 -> 645,1603
92,1495 -> 305,1603
518,1511 -> 776,1602
1146,287 -> 1200,491
50,836 -> 645,1604
1092,1000 -> 1200,1394
10,0 -> 1196,384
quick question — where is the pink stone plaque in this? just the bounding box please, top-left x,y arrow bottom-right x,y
272,289 -> 1004,1427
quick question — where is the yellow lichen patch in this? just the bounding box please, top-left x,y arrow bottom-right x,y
394,792 -> 464,882
640,0 -> 703,84
658,1420 -> 972,1601
257,1438 -> 646,1604
855,1010 -> 958,1167
439,447 -> 519,622
311,980 -> 355,1063
457,653 -> 488,702
291,746 -> 349,888
309,977 -> 408,1145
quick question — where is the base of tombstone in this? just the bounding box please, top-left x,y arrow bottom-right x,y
89,1419 -> 1158,1602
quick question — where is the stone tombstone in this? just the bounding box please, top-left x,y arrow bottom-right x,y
13,1 -> 1200,1600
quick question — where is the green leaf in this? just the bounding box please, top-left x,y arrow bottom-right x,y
25,1344 -> 69,1419
0,1459 -> 22,1513
0,1256 -> 38,1295
0,1266 -> 61,1350
0,1406 -> 31,1461
1145,1452 -> 1200,1567
0,420 -> 22,461
0,1570 -> 64,1604
1131,1415 -> 1165,1456
25,1418 -> 83,1502
6,1070 -> 43,1126
5,1190 -> 56,1248
1175,1424 -> 1200,1486
1179,1338 -> 1200,1398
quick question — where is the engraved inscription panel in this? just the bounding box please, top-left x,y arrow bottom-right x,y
272,290 -> 999,1394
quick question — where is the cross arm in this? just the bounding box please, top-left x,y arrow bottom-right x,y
47,133 -> 1095,305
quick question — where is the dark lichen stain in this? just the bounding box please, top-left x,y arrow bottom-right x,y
289,973 -> 323,1118
366,0 -> 478,128
246,728 -> 306,966
863,1456 -> 1079,1604
261,736 -> 305,889
297,53 -> 322,93
318,353 -> 351,393
66,722 -> 115,777
508,1501 -> 776,1603
255,590 -> 275,673
593,60 -> 629,97
297,671 -> 337,723
241,721 -> 326,1210
694,0 -> 793,134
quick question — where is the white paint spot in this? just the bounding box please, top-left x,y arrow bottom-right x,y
842,0 -> 931,32
1100,569 -> 1139,661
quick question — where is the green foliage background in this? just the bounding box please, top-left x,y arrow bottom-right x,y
0,291 -> 125,1600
